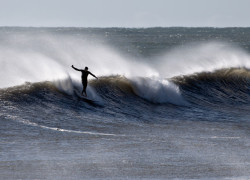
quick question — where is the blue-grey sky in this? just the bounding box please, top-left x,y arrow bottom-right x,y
0,0 -> 249,27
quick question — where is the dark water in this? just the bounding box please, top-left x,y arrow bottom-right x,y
0,27 -> 250,179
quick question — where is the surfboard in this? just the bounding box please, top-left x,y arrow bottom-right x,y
74,90 -> 96,103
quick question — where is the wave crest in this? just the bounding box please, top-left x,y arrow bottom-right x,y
173,68 -> 250,105
131,77 -> 188,105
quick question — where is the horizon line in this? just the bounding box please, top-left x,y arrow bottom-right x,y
0,26 -> 250,29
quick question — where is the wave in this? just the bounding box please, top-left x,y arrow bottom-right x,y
0,75 -> 187,106
1,68 -> 250,109
1,68 -> 250,132
1,28 -> 250,108
173,68 -> 250,106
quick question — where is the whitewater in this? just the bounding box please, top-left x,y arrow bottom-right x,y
0,27 -> 250,179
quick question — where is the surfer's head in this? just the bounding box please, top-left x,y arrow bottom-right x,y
85,67 -> 88,70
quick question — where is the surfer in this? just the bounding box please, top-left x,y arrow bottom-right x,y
71,65 -> 98,97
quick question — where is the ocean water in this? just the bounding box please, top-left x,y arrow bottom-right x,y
0,27 -> 250,179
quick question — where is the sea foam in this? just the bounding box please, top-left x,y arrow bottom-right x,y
131,77 -> 188,106
1,29 -> 250,91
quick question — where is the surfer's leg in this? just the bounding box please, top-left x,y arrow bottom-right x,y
81,87 -> 86,96
83,87 -> 87,97
82,83 -> 87,97
81,81 -> 85,96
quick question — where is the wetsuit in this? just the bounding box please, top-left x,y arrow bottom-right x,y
81,70 -> 90,93
72,65 -> 97,96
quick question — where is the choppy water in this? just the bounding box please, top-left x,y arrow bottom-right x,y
0,27 -> 250,179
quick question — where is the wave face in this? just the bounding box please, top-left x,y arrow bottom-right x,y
1,69 -> 250,124
1,27 -> 250,179
174,68 -> 250,105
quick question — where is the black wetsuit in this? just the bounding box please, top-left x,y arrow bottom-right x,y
81,70 -> 90,89
72,65 -> 97,96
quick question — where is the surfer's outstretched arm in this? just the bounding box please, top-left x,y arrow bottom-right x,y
89,72 -> 98,79
71,65 -> 82,71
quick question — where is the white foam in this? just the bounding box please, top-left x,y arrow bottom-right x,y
131,77 -> 188,106
53,75 -> 74,95
0,31 -> 158,89
7,114 -> 119,136
153,41 -> 250,78
1,30 -> 250,91
53,76 -> 104,104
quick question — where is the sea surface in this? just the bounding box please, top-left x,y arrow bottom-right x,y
0,27 -> 250,179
